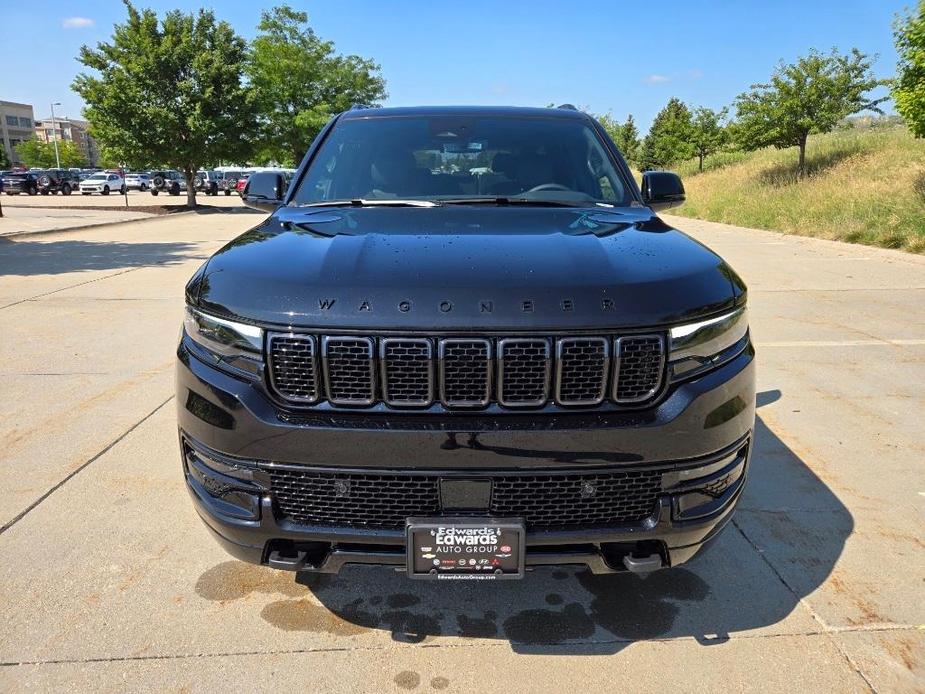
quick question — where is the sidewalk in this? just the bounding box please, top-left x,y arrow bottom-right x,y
0,206 -> 154,236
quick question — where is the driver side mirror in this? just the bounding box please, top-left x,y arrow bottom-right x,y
243,172 -> 286,212
641,171 -> 685,212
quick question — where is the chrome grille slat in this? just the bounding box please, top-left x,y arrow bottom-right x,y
555,337 -> 609,405
322,336 -> 376,405
439,338 -> 492,407
497,338 -> 550,406
380,338 -> 434,407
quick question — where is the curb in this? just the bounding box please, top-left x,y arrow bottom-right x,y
0,206 -> 255,239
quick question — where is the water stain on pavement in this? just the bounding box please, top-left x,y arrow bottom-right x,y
394,671 -> 420,689
195,561 -> 304,602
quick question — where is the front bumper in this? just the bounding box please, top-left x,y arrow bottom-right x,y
177,339 -> 755,574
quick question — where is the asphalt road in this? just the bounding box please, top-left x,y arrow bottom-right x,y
0,210 -> 922,692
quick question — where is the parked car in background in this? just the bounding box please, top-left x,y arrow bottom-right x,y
235,173 -> 251,195
37,169 -> 81,196
149,170 -> 186,196
125,172 -> 151,191
195,171 -> 221,196
216,170 -> 243,196
2,171 -> 41,195
79,171 -> 126,195
77,170 -> 100,181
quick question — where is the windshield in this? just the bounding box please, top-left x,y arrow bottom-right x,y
87,174 -> 106,181
292,115 -> 634,206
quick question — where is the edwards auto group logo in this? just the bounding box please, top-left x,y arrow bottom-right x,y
431,526 -> 500,546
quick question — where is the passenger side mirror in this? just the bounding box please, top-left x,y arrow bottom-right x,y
243,172 -> 285,212
641,171 -> 685,212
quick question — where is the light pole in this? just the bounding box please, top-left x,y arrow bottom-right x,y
50,102 -> 61,169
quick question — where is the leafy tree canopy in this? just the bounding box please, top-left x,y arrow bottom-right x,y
0,146 -> 10,169
734,48 -> 886,176
72,0 -> 257,206
598,113 -> 640,165
15,139 -> 87,169
247,5 -> 387,167
893,1 -> 925,137
690,106 -> 728,172
638,98 -> 694,170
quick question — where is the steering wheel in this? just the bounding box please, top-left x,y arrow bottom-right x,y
526,183 -> 571,193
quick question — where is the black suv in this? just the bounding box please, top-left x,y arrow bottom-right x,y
177,106 -> 754,580
37,169 -> 80,195
2,171 -> 41,195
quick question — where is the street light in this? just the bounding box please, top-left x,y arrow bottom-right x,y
50,102 -> 62,169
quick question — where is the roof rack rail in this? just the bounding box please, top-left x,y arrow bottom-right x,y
557,103 -> 579,111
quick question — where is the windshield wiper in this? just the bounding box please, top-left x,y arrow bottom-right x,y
297,198 -> 441,208
441,197 -> 584,208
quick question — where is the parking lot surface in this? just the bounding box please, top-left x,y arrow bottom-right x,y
0,210 -> 922,692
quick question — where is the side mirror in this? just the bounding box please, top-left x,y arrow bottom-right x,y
242,172 -> 285,212
641,171 -> 685,212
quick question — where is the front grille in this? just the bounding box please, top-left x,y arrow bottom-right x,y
267,332 -> 665,410
269,467 -> 663,530
322,337 -> 375,405
498,338 -> 550,406
614,335 -> 665,402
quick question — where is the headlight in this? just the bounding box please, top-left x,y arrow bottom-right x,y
183,307 -> 264,379
669,307 -> 749,380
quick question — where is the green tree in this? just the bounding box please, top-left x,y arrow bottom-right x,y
15,139 -> 57,168
893,1 -> 925,137
735,48 -> 886,177
612,114 -> 640,165
247,5 -> 387,166
690,106 -> 728,172
638,98 -> 694,170
0,146 -> 10,169
73,1 -> 256,207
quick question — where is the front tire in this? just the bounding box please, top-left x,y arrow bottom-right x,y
62,184 -> 72,195
27,185 -> 37,196
102,186 -> 110,196
151,190 -> 159,196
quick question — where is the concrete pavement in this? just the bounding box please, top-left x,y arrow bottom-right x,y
0,212 -> 922,692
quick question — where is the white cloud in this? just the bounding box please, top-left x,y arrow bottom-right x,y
645,74 -> 670,84
63,17 -> 94,29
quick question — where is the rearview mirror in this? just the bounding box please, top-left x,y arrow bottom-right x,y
641,171 -> 685,212
242,172 -> 285,212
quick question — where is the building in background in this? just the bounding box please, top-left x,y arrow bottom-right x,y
0,100 -> 36,167
34,116 -> 99,166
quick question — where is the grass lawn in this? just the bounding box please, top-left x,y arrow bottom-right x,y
666,126 -> 925,254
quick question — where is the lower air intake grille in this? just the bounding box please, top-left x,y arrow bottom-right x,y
269,467 -> 663,530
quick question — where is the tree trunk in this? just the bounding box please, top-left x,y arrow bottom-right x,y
184,168 -> 197,208
797,134 -> 807,179
698,151 -> 704,172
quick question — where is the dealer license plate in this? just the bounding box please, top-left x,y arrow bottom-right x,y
406,518 -> 525,580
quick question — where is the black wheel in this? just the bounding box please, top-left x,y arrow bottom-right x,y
169,182 -> 180,196
224,190 -> 231,196
27,185 -> 37,195
151,190 -> 159,196
62,184 -> 72,195
40,190 -> 49,195
102,185 -> 110,196
140,184 -> 147,192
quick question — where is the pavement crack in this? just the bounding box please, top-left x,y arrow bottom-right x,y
0,267 -> 144,310
0,396 -> 174,536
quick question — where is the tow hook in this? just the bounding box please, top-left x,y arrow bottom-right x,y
622,553 -> 664,573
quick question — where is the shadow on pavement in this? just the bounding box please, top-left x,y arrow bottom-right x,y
0,236 -> 200,276
195,392 -> 852,654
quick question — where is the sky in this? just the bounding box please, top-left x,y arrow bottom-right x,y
0,0 -> 907,131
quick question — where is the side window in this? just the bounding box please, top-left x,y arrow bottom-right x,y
5,115 -> 17,126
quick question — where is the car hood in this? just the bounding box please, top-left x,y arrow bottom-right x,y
193,206 -> 745,330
